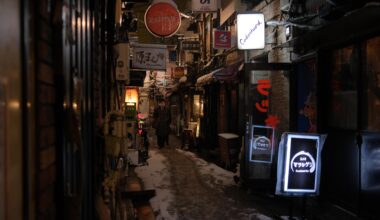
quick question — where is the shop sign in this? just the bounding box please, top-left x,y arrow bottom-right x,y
182,41 -> 200,51
192,0 -> 218,12
115,43 -> 130,82
132,44 -> 166,70
275,133 -> 326,196
237,13 -> 265,50
214,30 -> 231,49
144,2 -> 181,38
250,125 -> 274,163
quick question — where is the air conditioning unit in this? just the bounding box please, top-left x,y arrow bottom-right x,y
280,0 -> 290,13
115,43 -> 130,83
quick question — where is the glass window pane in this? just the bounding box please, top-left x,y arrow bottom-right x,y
329,46 -> 358,129
366,36 -> 380,131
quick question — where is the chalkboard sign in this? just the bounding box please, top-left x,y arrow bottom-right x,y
250,125 -> 274,163
276,133 -> 326,196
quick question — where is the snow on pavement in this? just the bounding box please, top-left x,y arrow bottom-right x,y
135,149 -> 274,220
135,150 -> 178,220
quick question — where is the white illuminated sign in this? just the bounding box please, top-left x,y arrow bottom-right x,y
237,13 -> 265,50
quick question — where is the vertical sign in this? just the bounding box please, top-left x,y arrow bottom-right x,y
250,125 -> 274,163
251,71 -> 271,125
115,43 -> 130,82
276,133 -> 325,196
192,0 -> 218,12
237,13 -> 265,50
214,30 -> 231,49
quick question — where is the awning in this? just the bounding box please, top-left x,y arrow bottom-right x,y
195,60 -> 244,87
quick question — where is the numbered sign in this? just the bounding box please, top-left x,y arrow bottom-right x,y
192,0 -> 218,12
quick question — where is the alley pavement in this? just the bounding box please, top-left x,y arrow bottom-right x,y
135,133 -> 361,220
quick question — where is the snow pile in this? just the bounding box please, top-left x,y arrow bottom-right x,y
135,150 -> 177,220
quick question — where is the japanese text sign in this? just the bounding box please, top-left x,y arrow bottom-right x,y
275,133 -> 326,196
132,44 -> 167,70
192,0 -> 218,12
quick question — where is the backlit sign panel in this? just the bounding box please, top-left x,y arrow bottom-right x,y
250,125 -> 275,163
276,133 -> 326,196
237,13 -> 265,50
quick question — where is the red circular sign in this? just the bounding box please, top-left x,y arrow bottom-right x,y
144,2 -> 181,38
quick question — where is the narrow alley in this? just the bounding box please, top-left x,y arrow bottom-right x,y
135,135 -> 273,220
1,0 -> 380,220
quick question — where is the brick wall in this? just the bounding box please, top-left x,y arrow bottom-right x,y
36,0 -> 58,219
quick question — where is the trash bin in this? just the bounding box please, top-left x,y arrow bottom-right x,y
218,133 -> 240,170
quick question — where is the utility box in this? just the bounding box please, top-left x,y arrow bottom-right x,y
218,133 -> 240,170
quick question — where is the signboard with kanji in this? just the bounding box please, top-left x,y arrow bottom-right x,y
132,44 -> 167,70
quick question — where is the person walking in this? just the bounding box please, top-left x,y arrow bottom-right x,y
152,98 -> 171,149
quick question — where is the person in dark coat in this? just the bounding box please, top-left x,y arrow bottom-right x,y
153,98 -> 171,149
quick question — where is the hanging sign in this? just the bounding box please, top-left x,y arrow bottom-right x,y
250,125 -> 275,163
237,13 -> 265,50
132,44 -> 167,70
214,30 -> 231,49
275,133 -> 326,196
115,43 -> 130,82
192,0 -> 218,12
144,2 -> 181,38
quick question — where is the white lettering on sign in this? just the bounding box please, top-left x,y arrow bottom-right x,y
290,151 -> 316,173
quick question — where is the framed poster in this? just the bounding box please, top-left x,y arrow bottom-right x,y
250,125 -> 274,163
276,133 -> 326,196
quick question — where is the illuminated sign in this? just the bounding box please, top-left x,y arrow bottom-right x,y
192,0 -> 218,12
275,133 -> 326,196
250,125 -> 275,163
237,13 -> 265,50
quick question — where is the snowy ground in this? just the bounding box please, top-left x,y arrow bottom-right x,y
135,148 -> 274,220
